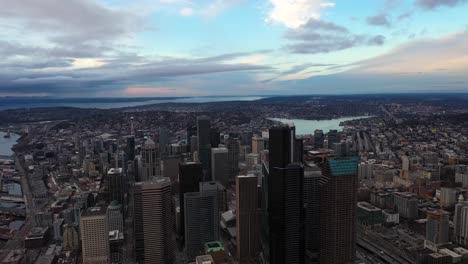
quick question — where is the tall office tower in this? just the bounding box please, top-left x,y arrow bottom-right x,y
327,129 -> 340,146
63,224 -> 80,252
236,175 -> 260,261
107,168 -> 125,205
141,138 -> 161,181
241,131 -> 253,148
187,125 -> 197,153
265,125 -> 304,264
200,181 -> 227,214
197,116 -> 212,177
314,130 -> 324,149
246,153 -> 259,170
304,164 -> 321,262
127,136 -> 135,161
226,137 -> 240,182
159,127 -> 169,156
179,162 -> 204,244
440,187 -> 457,207
211,148 -> 229,186
426,209 -> 449,245
319,157 -> 359,264
80,207 -> 109,264
454,201 -> 468,246
252,135 -> 264,154
190,136 -> 199,155
134,177 -> 174,264
400,155 -> 409,180
130,116 -> 135,136
184,187 -> 219,260
210,128 -> 221,148
107,201 -> 123,233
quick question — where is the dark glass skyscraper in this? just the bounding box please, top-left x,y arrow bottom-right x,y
265,125 -> 304,264
226,136 -> 240,183
197,116 -> 211,179
304,164 -> 321,263
319,157 -> 358,264
178,162 -> 203,246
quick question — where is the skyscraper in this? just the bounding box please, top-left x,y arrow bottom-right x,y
265,125 -> 304,264
127,136 -> 135,161
159,127 -> 169,157
141,138 -> 161,181
314,130 -> 324,149
134,177 -> 174,263
319,157 -> 359,264
226,136 -> 240,183
187,125 -> 197,153
80,206 -> 109,264
197,116 -> 211,177
426,209 -> 449,245
210,128 -> 221,148
454,201 -> 468,246
252,135 -> 264,154
179,162 -> 204,244
184,187 -> 219,260
304,163 -> 321,262
107,201 -> 123,233
236,175 -> 260,261
211,147 -> 229,186
107,168 -> 125,205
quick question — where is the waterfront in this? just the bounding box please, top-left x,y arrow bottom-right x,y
0,132 -> 20,157
269,116 -> 372,135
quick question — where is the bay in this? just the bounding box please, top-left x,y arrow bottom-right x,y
0,132 -> 20,157
269,116 -> 371,135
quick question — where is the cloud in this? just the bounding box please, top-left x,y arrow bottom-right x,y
0,50 -> 273,95
199,0 -> 244,17
283,19 -> 385,54
0,0 -> 147,58
367,14 -> 391,26
180,7 -> 194,16
266,0 -> 336,29
416,0 -> 468,9
353,30 -> 468,74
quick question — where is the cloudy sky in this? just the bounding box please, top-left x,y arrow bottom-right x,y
1,0 -> 468,97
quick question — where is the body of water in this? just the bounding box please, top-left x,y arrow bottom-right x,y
0,96 -> 266,110
269,116 -> 372,135
0,132 -> 20,157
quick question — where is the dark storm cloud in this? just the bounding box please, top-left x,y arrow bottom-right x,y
416,0 -> 468,9
367,14 -> 391,26
284,20 -> 385,54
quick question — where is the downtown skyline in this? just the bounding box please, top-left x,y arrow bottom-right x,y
1,0 -> 468,97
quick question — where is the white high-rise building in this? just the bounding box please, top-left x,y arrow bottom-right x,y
80,206 -> 109,264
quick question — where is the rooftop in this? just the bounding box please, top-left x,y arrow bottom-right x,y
81,206 -> 107,217
328,157 -> 359,176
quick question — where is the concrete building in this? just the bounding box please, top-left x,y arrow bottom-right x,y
252,135 -> 264,154
440,187 -> 457,208
80,207 -> 109,264
133,177 -> 174,264
236,175 -> 260,261
211,147 -> 229,187
393,192 -> 419,219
